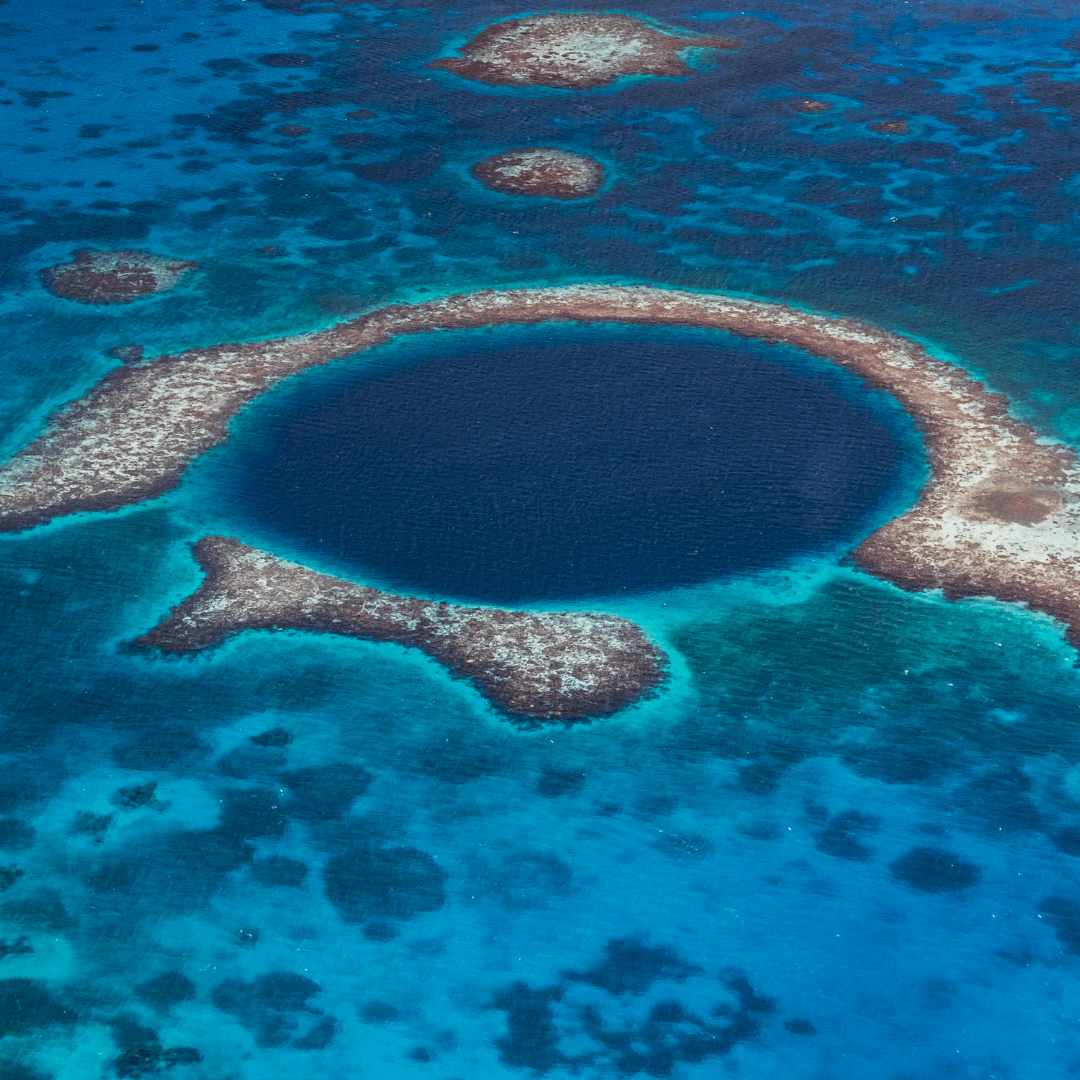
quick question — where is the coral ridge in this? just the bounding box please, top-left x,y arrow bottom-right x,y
137,536 -> 667,721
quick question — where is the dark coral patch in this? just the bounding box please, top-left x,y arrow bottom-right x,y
333,132 -> 373,149
323,844 -> 446,925
490,963 -> 778,1073
283,765 -> 372,821
890,848 -> 981,892
726,209 -> 781,229
869,120 -> 910,135
259,53 -> 312,67
1040,897 -> 1080,954
0,865 -> 26,892
564,938 -> 701,996
211,972 -> 325,1047
0,980 -> 73,1036
536,768 -> 586,798
113,1044 -> 201,1078
816,810 -> 879,862
250,727 -> 292,747
491,982 -> 564,1072
0,819 -> 35,850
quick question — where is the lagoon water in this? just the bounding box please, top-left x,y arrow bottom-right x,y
3,0 -> 1080,1078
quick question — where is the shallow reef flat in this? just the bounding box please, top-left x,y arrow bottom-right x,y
3,284 -> 1080,650
425,13 -> 739,90
137,536 -> 667,722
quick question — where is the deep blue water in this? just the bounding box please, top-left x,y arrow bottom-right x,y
3,0 -> 1080,1078
222,329 -> 906,603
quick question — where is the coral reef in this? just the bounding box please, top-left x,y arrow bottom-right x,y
5,284 -> 1080,652
470,148 -> 604,199
40,250 -> 198,305
136,537 -> 668,722
870,120 -> 910,135
426,13 -> 738,90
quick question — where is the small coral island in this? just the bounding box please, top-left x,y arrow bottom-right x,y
5,284 -> 1080,707
138,536 -> 667,722
470,148 -> 604,200
41,249 -> 198,305
426,13 -> 739,90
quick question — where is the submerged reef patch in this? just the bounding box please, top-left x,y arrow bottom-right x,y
426,13 -> 739,90
890,848 -> 982,893
136,536 -> 667,722
4,284 -> 1080,659
790,98 -> 833,114
470,148 -> 604,199
490,950 -> 780,1074
40,249 -> 198,305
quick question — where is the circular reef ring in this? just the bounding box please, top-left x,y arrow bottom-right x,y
4,284 -> 1080,718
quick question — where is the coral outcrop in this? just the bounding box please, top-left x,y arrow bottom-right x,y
137,537 -> 667,721
470,148 -> 604,199
426,13 -> 738,90
41,249 -> 198,305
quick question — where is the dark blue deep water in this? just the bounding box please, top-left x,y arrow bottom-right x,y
226,331 -> 905,602
5,1 -> 1080,1078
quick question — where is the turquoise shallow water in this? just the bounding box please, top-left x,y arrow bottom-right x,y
4,1 -> 1080,1078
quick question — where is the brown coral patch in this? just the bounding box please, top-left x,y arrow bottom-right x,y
790,98 -> 832,114
107,345 -> 145,365
869,120 -> 910,135
41,249 -> 198,305
426,13 -> 739,90
470,148 -> 604,199
970,487 -> 1062,525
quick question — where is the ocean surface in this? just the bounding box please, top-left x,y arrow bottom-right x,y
2,1 -> 1080,1078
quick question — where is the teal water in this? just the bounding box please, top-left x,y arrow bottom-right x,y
3,1 -> 1080,1078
